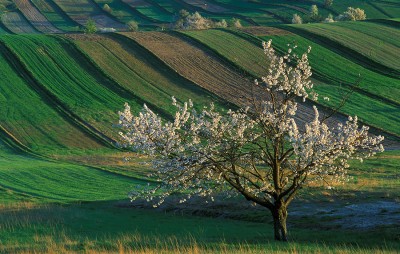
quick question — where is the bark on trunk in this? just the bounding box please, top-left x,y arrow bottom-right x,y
272,206 -> 288,241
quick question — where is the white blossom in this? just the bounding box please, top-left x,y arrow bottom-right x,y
117,40 -> 384,241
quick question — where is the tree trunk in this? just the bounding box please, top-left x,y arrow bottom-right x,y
272,205 -> 288,241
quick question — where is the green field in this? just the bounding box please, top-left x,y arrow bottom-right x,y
180,28 -> 400,137
0,35 -> 143,141
31,0 -> 81,32
289,22 -> 400,75
0,1 -> 399,252
74,34 -> 223,114
92,0 -> 154,26
0,137 -> 398,252
1,0 -> 399,32
0,42 -> 103,154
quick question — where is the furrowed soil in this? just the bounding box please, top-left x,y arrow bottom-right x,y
14,0 -> 61,33
1,12 -> 38,34
52,0 -> 126,29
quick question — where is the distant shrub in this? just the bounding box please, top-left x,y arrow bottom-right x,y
324,0 -> 333,8
229,18 -> 242,28
323,14 -> 335,23
84,18 -> 97,34
292,14 -> 302,24
103,4 -> 112,14
186,12 -> 212,30
310,5 -> 318,18
309,5 -> 322,22
127,21 -> 139,31
171,10 -> 208,30
171,10 -> 228,30
336,7 -> 366,21
214,19 -> 228,28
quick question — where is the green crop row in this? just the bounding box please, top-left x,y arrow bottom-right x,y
0,35 -> 141,141
75,34 -> 222,115
31,0 -> 81,32
180,29 -> 400,136
0,42 -> 102,154
289,22 -> 400,74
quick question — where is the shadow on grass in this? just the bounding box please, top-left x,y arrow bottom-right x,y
0,197 -> 399,253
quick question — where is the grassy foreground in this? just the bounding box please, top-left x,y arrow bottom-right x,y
0,142 -> 399,253
1,201 -> 398,254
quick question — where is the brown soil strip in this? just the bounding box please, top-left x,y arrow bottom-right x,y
1,12 -> 38,34
120,32 -> 332,126
122,31 -> 251,105
239,26 -> 292,36
120,31 -> 399,149
52,0 -> 127,30
14,0 -> 61,33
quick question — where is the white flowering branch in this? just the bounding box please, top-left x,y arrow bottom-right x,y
117,40 -> 384,241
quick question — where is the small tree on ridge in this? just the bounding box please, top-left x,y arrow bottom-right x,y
84,18 -> 97,34
118,40 -> 384,241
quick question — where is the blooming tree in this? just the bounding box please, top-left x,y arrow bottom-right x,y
117,40 -> 384,241
310,4 -> 319,18
336,7 -> 367,21
292,14 -> 302,24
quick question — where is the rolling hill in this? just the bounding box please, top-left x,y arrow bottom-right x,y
0,1 -> 399,252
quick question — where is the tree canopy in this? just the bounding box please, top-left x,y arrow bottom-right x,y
118,40 -> 384,241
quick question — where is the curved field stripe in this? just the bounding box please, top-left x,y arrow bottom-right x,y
290,23 -> 400,73
91,0 -> 153,26
14,0 -> 61,33
31,0 -> 82,32
120,0 -> 164,24
0,155 -> 147,202
152,0 -> 185,13
211,0 -> 300,23
0,43 -> 104,154
119,32 -> 363,143
0,23 -> 9,34
329,22 -> 400,48
122,0 -> 173,22
0,35 -> 143,141
368,1 -> 400,18
283,25 -> 400,79
203,29 -> 400,106
179,29 -> 268,77
262,34 -> 400,137
1,12 -> 39,34
312,0 -> 390,19
180,29 -> 400,138
120,31 -> 253,106
172,0 -> 260,26
182,0 -> 230,13
73,34 -> 223,113
52,0 -> 127,29
370,18 -> 400,28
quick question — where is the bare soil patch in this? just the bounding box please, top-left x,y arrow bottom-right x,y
122,31 -> 251,106
52,0 -> 126,30
120,31 -> 398,148
14,0 -> 61,33
1,12 -> 38,33
239,26 -> 292,36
